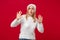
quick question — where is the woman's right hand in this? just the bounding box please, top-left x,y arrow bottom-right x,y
16,11 -> 22,19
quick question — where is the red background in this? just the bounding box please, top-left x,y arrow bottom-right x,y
0,0 -> 60,40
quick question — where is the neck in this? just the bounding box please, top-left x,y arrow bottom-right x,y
27,13 -> 32,17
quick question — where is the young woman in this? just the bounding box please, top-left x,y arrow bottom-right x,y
10,4 -> 44,40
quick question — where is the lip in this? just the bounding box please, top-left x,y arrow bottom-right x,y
30,11 -> 33,13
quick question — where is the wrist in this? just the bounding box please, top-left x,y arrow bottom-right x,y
16,18 -> 19,20
39,21 -> 42,24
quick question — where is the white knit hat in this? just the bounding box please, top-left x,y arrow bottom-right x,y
27,4 -> 36,12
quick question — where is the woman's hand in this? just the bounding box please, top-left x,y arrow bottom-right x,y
16,11 -> 22,19
38,15 -> 43,23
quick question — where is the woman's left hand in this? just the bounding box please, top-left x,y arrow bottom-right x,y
38,15 -> 43,23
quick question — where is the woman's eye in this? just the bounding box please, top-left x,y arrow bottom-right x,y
29,8 -> 30,9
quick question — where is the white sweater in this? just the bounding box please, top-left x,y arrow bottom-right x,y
10,14 -> 44,39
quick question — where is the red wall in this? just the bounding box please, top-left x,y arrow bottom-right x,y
0,0 -> 60,40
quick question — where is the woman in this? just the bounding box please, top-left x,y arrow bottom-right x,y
10,4 -> 44,40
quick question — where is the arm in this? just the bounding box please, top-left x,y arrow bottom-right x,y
36,22 -> 44,33
36,15 -> 44,33
10,11 -> 23,27
10,18 -> 22,27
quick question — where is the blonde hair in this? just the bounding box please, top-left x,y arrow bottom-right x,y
26,4 -> 36,22
26,12 -> 36,22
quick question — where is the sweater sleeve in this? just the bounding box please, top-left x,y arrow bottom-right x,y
36,21 -> 44,33
10,15 -> 23,27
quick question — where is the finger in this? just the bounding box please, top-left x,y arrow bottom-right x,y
18,11 -> 20,14
19,11 -> 22,15
38,15 -> 41,17
18,12 -> 21,15
38,15 -> 43,18
38,15 -> 41,19
20,11 -> 22,14
19,10 -> 22,13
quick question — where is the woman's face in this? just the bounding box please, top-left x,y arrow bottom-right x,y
27,6 -> 35,16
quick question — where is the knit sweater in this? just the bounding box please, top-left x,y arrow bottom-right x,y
10,14 -> 44,39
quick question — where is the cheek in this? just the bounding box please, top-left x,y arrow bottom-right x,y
29,10 -> 31,12
28,10 -> 30,12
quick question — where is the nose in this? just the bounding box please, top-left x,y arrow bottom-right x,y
30,9 -> 33,11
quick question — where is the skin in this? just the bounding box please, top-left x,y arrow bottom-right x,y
16,6 -> 43,23
27,6 -> 35,16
